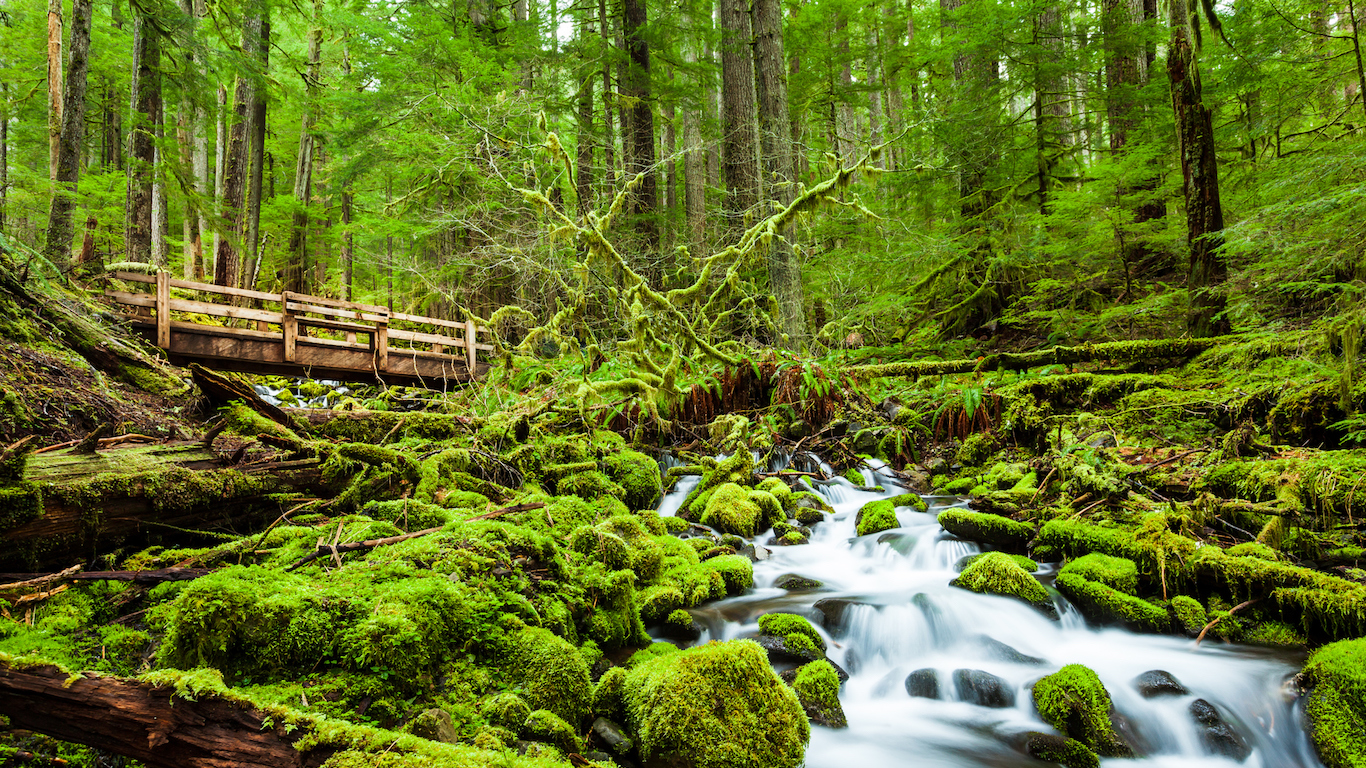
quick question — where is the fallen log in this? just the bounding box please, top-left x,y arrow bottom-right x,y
852,335 -> 1243,378
190,363 -> 296,431
0,568 -> 212,589
0,661 -> 329,768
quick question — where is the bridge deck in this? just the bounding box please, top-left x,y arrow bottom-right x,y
107,271 -> 490,387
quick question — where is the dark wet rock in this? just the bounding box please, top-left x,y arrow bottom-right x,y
409,707 -> 458,743
911,593 -> 947,644
773,573 -> 824,591
591,717 -> 634,756
698,546 -> 737,561
755,633 -> 823,664
852,429 -> 880,453
812,598 -> 856,629
977,635 -> 1045,665
905,668 -> 940,699
1134,670 -> 1189,698
1189,699 -> 1251,762
877,532 -> 906,545
786,420 -> 812,440
953,669 -> 1015,708
1023,732 -> 1100,768
826,420 -> 850,437
925,457 -> 949,475
843,647 -> 860,675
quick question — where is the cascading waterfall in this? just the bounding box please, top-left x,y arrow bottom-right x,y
659,456 -> 1323,767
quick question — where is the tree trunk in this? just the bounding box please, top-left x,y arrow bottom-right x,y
213,84 -> 227,265
340,44 -> 354,302
178,0 -> 208,280
754,0 -> 806,348
284,1 -> 322,294
151,112 -> 168,267
1167,0 -> 1228,336
1034,3 -> 1067,214
243,17 -> 269,291
575,7 -> 595,217
833,12 -> 856,163
598,0 -> 617,192
940,0 -> 999,225
0,83 -> 7,234
720,0 -> 759,229
622,0 -> 658,249
125,9 -> 161,264
867,23 -> 884,168
214,13 -> 262,288
43,0 -> 93,263
47,0 -> 63,183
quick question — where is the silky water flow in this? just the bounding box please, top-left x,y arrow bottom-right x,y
656,454 -> 1323,767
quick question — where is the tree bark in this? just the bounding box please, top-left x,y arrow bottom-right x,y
1167,0 -> 1228,336
940,0 -> 999,225
754,0 -> 806,348
575,7 -> 595,217
0,83 -> 8,234
0,660 -> 333,768
720,0 -> 759,230
125,9 -> 161,264
47,0 -> 63,183
623,0 -> 658,249
284,1 -> 322,294
178,0 -> 208,280
43,0 -> 93,263
833,12 -> 856,163
243,17 -> 270,291
598,0 -> 617,193
214,12 -> 263,287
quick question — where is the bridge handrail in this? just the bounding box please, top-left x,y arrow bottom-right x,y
107,271 -> 488,374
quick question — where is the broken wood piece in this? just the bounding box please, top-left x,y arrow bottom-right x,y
71,423 -> 112,455
189,364 -> 296,431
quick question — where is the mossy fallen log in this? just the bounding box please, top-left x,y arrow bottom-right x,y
0,660 -> 328,768
853,335 -> 1242,378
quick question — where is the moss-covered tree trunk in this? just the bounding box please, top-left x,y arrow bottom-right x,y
1167,0 -> 1229,337
125,7 -> 161,265
42,0 -> 92,264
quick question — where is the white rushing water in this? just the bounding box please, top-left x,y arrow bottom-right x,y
659,456 -> 1322,768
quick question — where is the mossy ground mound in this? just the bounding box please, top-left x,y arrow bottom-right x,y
950,551 -> 1055,616
1302,638 -> 1366,768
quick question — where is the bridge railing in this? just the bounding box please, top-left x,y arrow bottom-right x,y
106,271 -> 493,374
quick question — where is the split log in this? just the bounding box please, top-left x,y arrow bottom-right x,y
0,660 -> 331,768
190,363 -> 295,430
853,335 -> 1242,378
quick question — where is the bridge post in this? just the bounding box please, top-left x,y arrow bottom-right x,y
281,291 -> 297,363
464,319 -> 478,373
155,270 -> 170,349
375,320 -> 389,373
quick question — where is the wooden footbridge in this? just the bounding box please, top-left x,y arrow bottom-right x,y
107,271 -> 491,386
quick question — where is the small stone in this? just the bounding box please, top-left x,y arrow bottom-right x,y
1134,670 -> 1189,698
977,635 -> 1045,665
591,717 -> 634,756
773,573 -> 824,591
827,420 -> 850,437
812,598 -> 855,629
905,668 -> 939,699
408,707 -> 458,744
1023,732 -> 1100,768
1189,699 -> 1251,762
952,669 -> 1015,708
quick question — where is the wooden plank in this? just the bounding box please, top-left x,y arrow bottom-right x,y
155,271 -> 170,349
166,276 -> 280,304
387,327 -> 466,348
390,311 -> 469,331
296,316 -> 375,334
113,271 -> 156,284
110,292 -> 284,327
284,300 -> 388,324
284,292 -> 387,314
107,289 -> 154,307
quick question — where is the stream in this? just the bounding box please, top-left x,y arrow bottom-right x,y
657,454 -> 1323,768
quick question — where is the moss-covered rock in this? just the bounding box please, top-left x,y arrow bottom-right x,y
949,551 -> 1055,617
1024,732 -> 1100,768
700,482 -> 764,537
1032,664 -> 1133,758
792,660 -> 847,729
758,613 -> 826,655
1170,595 -> 1207,636
1060,553 -> 1138,594
623,639 -> 809,768
938,509 -> 1033,550
497,625 -> 593,726
602,449 -> 663,510
522,708 -> 581,752
1055,561 -> 1167,633
855,499 -> 899,536
955,553 -> 1038,573
1302,637 -> 1366,768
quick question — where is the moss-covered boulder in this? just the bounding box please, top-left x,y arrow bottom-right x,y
1023,732 -> 1100,768
938,509 -> 1034,550
602,448 -> 663,510
950,551 -> 1056,617
1169,595 -> 1207,636
855,499 -> 899,536
758,613 -> 826,656
792,660 -> 847,729
1301,637 -> 1366,768
1032,664 -> 1134,758
1055,558 -> 1166,633
623,639 -> 809,768
701,482 -> 764,537
498,625 -> 593,726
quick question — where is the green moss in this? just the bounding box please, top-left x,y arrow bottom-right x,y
1227,542 -> 1285,561
1188,546 -> 1366,640
938,509 -> 1033,549
792,660 -> 846,728
481,692 -> 532,730
498,624 -> 592,725
1170,595 -> 1207,635
950,551 -> 1053,613
522,709 -> 581,752
758,613 -> 826,653
628,642 -> 682,668
623,640 -> 809,768
1302,638 -> 1366,768
700,482 -> 764,537
1038,514 -> 1196,580
1060,553 -> 1138,595
0,481 -> 42,530
1032,664 -> 1133,758
1243,620 -> 1308,648
601,449 -> 662,510
855,499 -> 900,536
844,466 -> 864,484
592,666 -> 628,720
1025,733 -> 1100,768
1054,572 -> 1167,632
362,500 -> 454,529
956,553 -> 1038,572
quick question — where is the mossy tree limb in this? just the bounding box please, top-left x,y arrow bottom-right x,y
854,336 -> 1243,378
